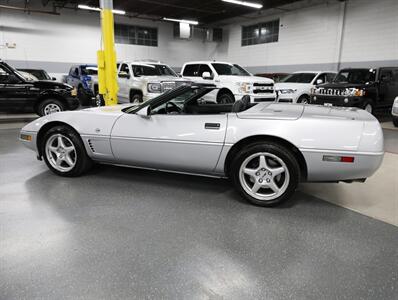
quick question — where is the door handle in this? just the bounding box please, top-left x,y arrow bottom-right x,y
205,123 -> 220,130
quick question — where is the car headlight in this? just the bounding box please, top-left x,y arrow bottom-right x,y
278,89 -> 297,94
237,82 -> 251,93
147,83 -> 162,93
346,88 -> 364,97
71,87 -> 77,96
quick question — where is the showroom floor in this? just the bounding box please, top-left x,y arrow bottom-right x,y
1,125 -> 397,299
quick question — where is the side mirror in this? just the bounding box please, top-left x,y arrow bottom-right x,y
316,79 -> 324,85
118,72 -> 130,79
202,72 -> 213,80
52,77 -> 57,81
136,106 -> 151,117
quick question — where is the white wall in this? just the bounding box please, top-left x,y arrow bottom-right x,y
219,0 -> 398,73
0,0 -> 397,76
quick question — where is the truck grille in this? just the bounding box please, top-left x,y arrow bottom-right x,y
253,83 -> 274,94
315,88 -> 346,96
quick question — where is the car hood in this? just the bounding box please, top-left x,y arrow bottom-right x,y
218,75 -> 274,84
275,82 -> 312,90
32,80 -> 73,90
317,82 -> 372,89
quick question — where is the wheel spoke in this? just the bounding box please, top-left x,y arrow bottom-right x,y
271,167 -> 285,177
268,180 -> 280,193
55,157 -> 63,167
64,146 -> 75,154
259,155 -> 268,169
251,181 -> 262,193
244,168 -> 257,177
49,146 -> 58,154
57,136 -> 66,148
64,154 -> 74,167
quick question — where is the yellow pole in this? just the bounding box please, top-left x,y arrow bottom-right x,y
97,0 -> 118,105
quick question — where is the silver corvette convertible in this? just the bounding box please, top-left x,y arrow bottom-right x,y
20,83 -> 384,206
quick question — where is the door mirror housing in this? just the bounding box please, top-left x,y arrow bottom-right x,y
316,79 -> 324,85
118,71 -> 130,79
136,106 -> 151,117
52,77 -> 57,81
202,72 -> 213,80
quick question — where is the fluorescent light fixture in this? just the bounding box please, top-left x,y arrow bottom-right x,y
162,17 -> 199,25
77,4 -> 126,15
222,0 -> 263,9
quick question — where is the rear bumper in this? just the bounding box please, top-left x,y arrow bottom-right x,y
301,149 -> 384,182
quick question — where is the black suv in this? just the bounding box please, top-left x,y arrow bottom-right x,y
311,67 -> 398,114
0,61 -> 80,116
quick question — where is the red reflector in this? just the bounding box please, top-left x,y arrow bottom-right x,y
341,156 -> 355,163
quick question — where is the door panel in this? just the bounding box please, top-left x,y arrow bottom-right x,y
111,113 -> 228,173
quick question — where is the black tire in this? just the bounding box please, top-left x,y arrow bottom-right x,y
37,99 -> 65,116
297,94 -> 310,104
130,92 -> 143,104
217,92 -> 235,104
42,125 -> 92,177
362,101 -> 374,115
393,117 -> 398,127
230,142 -> 300,207
78,86 -> 90,106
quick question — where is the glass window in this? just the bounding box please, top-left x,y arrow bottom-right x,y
326,73 -> 336,82
335,69 -> 376,84
119,64 -> 130,76
81,66 -> 98,76
198,64 -> 213,77
115,24 -> 158,47
183,64 -> 200,77
242,19 -> 279,46
281,73 -> 317,83
212,63 -> 251,76
0,66 -> 10,83
132,64 -> 177,77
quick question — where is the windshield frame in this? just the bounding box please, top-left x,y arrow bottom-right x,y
211,63 -> 251,76
333,68 -> 376,84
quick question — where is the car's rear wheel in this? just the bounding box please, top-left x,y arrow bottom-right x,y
37,99 -> 65,116
230,142 -> 300,207
130,92 -> 143,104
42,126 -> 92,177
297,94 -> 310,104
217,92 -> 235,104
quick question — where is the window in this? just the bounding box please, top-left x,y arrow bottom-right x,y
212,63 -> 251,76
198,64 -> 213,77
115,24 -> 157,47
281,73 -> 316,84
119,64 -> 130,77
326,73 -> 336,82
242,19 -> 279,46
183,64 -> 200,77
335,69 -> 376,84
0,66 -> 10,83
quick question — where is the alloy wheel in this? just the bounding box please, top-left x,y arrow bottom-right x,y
45,134 -> 77,172
239,152 -> 290,201
44,103 -> 61,115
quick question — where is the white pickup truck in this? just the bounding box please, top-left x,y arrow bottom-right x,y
116,61 -> 189,103
181,61 -> 276,103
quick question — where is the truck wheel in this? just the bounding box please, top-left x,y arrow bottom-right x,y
130,92 -> 143,104
37,99 -> 65,116
393,117 -> 398,127
363,102 -> 374,114
297,95 -> 310,104
230,142 -> 300,207
78,86 -> 90,106
217,92 -> 235,104
42,125 -> 92,177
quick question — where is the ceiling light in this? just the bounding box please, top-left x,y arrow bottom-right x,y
222,0 -> 263,9
77,4 -> 126,15
162,17 -> 199,25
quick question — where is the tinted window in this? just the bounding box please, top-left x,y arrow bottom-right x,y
211,63 -> 251,76
119,64 -> 130,75
81,66 -> 98,76
334,69 -> 376,84
198,64 -> 213,77
183,64 -> 200,77
326,73 -> 336,82
115,24 -> 157,47
281,73 -> 316,83
132,64 -> 177,77
0,66 -> 10,83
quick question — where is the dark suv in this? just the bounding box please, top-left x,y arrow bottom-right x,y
0,61 -> 80,116
311,67 -> 398,114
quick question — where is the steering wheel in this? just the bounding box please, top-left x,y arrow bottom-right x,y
165,101 -> 182,114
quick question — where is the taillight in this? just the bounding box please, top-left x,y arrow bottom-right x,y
323,155 -> 355,163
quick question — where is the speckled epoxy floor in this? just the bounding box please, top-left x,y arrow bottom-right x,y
1,128 -> 397,300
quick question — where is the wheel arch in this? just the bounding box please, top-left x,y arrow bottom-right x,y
130,89 -> 143,97
36,121 -> 82,158
217,88 -> 235,101
224,135 -> 308,180
34,93 -> 68,112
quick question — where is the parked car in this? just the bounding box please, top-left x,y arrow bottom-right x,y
18,68 -> 55,81
19,83 -> 383,207
255,73 -> 290,82
116,61 -> 188,104
311,67 -> 398,114
392,96 -> 398,127
0,61 -> 79,116
181,61 -> 276,103
275,71 -> 336,103
65,64 -> 98,106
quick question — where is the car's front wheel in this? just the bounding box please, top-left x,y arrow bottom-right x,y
230,142 -> 300,206
37,99 -> 65,116
42,126 -> 92,177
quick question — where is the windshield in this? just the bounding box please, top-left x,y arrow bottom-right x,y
19,69 -> 51,80
132,64 -> 177,77
211,63 -> 251,76
334,69 -> 376,84
81,66 -> 98,76
17,70 -> 37,81
281,73 -> 316,83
